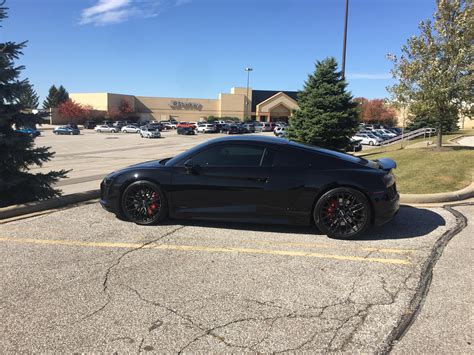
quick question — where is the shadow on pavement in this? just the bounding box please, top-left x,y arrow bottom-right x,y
163,205 -> 445,240
356,205 -> 446,240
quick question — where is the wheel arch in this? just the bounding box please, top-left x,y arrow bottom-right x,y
310,183 -> 375,225
117,177 -> 171,217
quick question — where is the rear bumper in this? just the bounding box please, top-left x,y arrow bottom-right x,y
373,192 -> 400,226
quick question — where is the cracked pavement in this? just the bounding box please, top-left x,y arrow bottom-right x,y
0,202 -> 466,352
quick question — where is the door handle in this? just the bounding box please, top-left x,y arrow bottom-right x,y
255,177 -> 269,183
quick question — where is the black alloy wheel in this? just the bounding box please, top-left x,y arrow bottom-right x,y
121,181 -> 167,225
314,187 -> 371,239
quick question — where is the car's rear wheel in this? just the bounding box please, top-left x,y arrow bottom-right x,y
314,187 -> 371,239
121,181 -> 167,225
369,141 -> 374,146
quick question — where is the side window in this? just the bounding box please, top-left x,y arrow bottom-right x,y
192,144 -> 266,167
274,148 -> 314,168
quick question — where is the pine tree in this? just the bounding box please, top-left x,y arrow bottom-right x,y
0,3 -> 67,207
287,57 -> 359,151
43,85 -> 58,109
18,81 -> 39,109
56,85 -> 69,105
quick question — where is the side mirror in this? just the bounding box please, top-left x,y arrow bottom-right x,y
184,159 -> 196,174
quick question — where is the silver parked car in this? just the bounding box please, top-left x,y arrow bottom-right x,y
140,126 -> 161,138
121,125 -> 140,133
95,125 -> 118,133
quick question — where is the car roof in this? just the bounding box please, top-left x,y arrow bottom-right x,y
205,135 -> 289,145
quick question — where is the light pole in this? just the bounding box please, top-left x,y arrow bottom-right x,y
341,0 -> 349,80
245,67 -> 253,120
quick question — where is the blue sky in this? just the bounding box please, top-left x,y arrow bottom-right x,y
4,0 -> 436,103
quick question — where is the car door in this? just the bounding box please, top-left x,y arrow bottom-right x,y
169,143 -> 272,221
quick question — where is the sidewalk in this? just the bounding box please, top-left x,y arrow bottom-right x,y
392,204 -> 473,353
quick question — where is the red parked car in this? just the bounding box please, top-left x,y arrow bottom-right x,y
177,122 -> 196,129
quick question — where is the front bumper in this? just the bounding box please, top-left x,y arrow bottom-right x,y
100,179 -> 120,214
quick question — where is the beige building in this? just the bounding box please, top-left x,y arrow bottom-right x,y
68,87 -> 299,123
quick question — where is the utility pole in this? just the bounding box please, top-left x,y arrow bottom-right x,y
245,67 -> 253,120
341,0 -> 349,79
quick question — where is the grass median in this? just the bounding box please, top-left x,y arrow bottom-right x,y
365,147 -> 474,194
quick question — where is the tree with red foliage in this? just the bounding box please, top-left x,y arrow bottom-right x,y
354,98 -> 397,126
119,99 -> 133,115
58,100 -> 91,123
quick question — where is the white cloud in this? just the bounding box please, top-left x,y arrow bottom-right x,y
79,0 -> 191,26
346,73 -> 392,80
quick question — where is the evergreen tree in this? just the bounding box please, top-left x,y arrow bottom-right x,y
43,85 -> 58,109
0,3 -> 67,207
18,81 -> 39,109
56,85 -> 69,105
287,57 -> 359,151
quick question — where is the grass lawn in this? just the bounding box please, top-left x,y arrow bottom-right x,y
365,147 -> 474,194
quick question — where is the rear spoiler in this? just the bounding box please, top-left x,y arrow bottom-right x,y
374,158 -> 397,172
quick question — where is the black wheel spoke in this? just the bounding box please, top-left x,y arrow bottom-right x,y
122,183 -> 161,223
319,190 -> 367,238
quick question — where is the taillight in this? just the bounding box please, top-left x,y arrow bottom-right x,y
383,173 -> 395,187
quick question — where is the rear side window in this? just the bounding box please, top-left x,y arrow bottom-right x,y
192,144 -> 266,167
274,147 -> 314,167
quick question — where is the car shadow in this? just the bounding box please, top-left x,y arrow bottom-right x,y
162,205 -> 446,241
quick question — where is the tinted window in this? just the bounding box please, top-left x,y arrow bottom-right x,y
192,144 -> 265,167
274,147 -> 313,167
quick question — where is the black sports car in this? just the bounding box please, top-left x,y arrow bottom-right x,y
100,136 -> 399,239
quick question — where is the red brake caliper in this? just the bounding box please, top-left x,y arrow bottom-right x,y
326,199 -> 337,220
147,192 -> 159,216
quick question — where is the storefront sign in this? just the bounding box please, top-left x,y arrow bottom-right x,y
169,101 -> 203,111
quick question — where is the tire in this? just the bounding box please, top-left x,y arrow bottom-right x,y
69,131 -> 73,135
54,131 -> 58,135
121,181 -> 168,225
112,129 -> 117,133
97,130 -> 101,133
369,141 -> 374,146
314,187 -> 371,239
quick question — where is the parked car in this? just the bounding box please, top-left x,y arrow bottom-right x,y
83,121 -> 97,129
197,123 -> 216,133
374,129 -> 397,138
121,125 -> 140,133
274,126 -> 286,137
102,120 -> 114,127
177,122 -> 196,129
220,124 -> 241,134
258,122 -> 275,132
161,121 -> 177,130
346,138 -> 363,152
242,123 -> 256,133
353,134 -> 381,146
100,136 -> 399,239
113,121 -> 125,128
177,126 -> 196,135
16,127 -> 41,137
53,126 -> 80,135
147,122 -> 165,131
140,126 -> 161,138
95,125 -> 118,133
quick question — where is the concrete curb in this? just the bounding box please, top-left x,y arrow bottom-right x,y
0,189 -> 100,220
400,181 -> 474,204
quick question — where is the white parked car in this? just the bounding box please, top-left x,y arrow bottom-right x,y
121,125 -> 140,133
353,134 -> 381,146
197,123 -> 216,133
140,126 -> 161,138
95,125 -> 118,133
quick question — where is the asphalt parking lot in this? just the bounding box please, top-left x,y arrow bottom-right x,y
0,201 -> 468,353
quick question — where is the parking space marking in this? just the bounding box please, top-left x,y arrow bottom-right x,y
248,240 -> 417,254
0,236 -> 411,265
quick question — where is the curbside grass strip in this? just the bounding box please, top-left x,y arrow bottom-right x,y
400,181 -> 474,204
0,189 -> 100,220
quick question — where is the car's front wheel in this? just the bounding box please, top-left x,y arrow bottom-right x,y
121,181 -> 168,225
314,187 -> 371,239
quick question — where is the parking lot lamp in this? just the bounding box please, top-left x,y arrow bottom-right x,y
341,0 -> 349,79
245,67 -> 253,120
